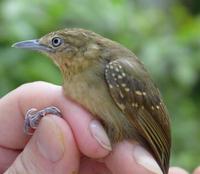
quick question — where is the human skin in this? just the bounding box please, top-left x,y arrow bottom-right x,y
0,81 -> 198,174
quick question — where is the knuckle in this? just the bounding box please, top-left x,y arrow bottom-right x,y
17,81 -> 49,91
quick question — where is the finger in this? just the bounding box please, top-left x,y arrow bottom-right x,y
193,167 -> 200,174
104,141 -> 163,174
58,103 -> 112,158
4,115 -> 79,174
0,148 -> 20,173
79,157 -> 111,174
0,81 -> 110,158
169,167 -> 189,174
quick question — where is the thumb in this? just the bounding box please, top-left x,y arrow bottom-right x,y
4,115 -> 79,174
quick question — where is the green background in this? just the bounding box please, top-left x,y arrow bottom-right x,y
0,0 -> 200,172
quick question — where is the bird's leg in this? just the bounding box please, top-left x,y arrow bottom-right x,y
24,106 -> 61,135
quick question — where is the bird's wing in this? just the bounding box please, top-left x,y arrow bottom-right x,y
104,58 -> 171,174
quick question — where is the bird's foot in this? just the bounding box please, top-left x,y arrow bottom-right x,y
24,106 -> 61,135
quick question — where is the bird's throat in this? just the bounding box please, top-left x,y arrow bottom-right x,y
57,56 -> 90,81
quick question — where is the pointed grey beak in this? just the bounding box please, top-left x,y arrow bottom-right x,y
12,39 -> 53,52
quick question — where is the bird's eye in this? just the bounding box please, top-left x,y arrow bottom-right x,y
52,37 -> 63,47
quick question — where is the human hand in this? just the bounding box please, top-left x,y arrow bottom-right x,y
0,81 -> 199,174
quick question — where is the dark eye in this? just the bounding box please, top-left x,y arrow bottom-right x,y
52,37 -> 63,47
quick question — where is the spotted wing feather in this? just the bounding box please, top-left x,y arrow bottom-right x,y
104,58 -> 171,174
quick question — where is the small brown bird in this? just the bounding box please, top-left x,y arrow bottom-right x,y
12,28 -> 171,174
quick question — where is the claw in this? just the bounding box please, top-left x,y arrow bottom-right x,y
24,106 -> 62,135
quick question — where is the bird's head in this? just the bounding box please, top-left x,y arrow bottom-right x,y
12,28 -> 108,78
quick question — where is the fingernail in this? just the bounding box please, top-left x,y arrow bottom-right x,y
36,116 -> 65,162
89,120 -> 112,151
133,145 -> 163,174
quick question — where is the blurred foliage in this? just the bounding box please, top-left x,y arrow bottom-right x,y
0,0 -> 199,171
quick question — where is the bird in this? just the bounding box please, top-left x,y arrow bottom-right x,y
12,28 -> 171,174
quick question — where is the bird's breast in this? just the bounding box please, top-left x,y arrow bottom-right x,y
62,72 -> 136,141
63,73 -> 118,120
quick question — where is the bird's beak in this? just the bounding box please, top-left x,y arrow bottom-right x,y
12,39 -> 53,52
